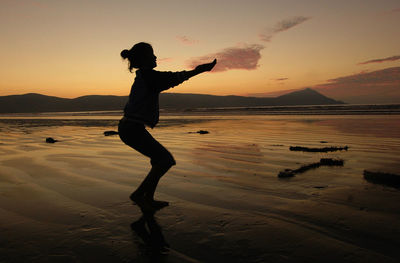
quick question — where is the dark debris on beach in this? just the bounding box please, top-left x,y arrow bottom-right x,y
104,130 -> 119,136
188,130 -> 209,134
289,146 -> 349,152
45,137 -> 58,143
363,170 -> 400,189
278,158 -> 344,178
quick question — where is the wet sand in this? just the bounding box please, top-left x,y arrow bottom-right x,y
1,115 -> 400,262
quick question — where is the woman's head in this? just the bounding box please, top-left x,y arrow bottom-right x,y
121,42 -> 157,72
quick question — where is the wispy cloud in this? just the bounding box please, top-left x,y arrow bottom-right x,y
382,7 -> 400,15
259,16 -> 311,42
274,78 -> 289,81
273,16 -> 311,33
313,67 -> 400,103
187,44 -> 264,72
391,7 -> 400,13
176,36 -> 199,46
358,55 -> 400,65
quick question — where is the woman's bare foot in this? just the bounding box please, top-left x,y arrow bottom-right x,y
130,193 -> 169,211
151,200 -> 169,209
130,193 -> 155,212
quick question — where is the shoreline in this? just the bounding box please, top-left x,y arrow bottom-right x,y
1,103 -> 400,117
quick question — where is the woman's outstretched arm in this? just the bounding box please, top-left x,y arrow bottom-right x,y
153,59 -> 217,91
185,59 -> 217,79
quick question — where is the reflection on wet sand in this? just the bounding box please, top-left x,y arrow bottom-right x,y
131,211 -> 170,255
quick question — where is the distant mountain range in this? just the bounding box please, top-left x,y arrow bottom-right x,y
0,88 -> 343,113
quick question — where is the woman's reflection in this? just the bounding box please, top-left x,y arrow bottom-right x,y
131,211 -> 169,254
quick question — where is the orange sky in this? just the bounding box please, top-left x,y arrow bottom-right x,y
0,0 -> 399,102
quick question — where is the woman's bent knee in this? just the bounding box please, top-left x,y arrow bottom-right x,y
151,155 -> 176,169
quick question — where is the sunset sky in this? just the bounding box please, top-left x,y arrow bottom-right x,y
1,0 -> 399,103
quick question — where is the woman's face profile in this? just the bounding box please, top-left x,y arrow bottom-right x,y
141,48 -> 157,69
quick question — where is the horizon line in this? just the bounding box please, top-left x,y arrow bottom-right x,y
0,89 -> 309,99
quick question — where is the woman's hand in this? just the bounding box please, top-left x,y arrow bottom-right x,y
195,59 -> 217,73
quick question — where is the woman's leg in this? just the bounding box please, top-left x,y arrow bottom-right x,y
119,121 -> 175,207
130,158 -> 174,210
132,163 -> 172,200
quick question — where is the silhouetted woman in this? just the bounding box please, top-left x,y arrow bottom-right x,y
119,42 -> 216,211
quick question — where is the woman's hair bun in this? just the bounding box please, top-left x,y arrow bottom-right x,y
120,49 -> 130,59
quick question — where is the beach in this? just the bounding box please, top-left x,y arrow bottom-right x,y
1,114 -> 400,262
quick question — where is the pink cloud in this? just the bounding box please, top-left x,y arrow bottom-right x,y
176,36 -> 199,46
187,44 -> 264,72
358,55 -> 400,65
259,16 -> 311,42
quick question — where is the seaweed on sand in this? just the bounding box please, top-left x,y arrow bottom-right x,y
278,158 -> 344,178
363,170 -> 400,189
289,146 -> 348,152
